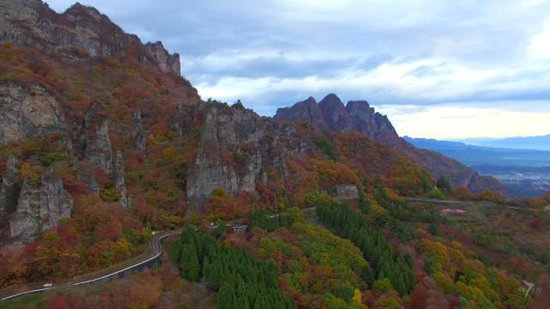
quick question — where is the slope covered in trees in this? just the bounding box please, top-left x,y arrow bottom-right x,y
168,227 -> 296,309
316,201 -> 416,296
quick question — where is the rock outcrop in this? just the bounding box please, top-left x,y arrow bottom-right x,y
82,117 -> 114,174
187,103 -> 313,211
0,0 -> 181,75
318,94 -> 352,132
274,97 -> 327,129
114,150 -> 129,208
326,184 -> 359,200
0,156 -> 21,215
9,168 -> 73,244
346,100 -> 397,139
274,94 -> 397,141
0,83 -> 66,144
145,41 -> 181,76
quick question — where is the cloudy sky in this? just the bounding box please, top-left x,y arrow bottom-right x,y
49,0 -> 550,139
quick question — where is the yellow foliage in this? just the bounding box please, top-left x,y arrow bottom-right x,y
352,288 -> 364,305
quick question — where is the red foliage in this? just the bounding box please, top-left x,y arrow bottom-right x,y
93,168 -> 111,186
61,173 -> 88,195
409,284 -> 428,309
530,220 -> 545,230
49,296 -> 68,309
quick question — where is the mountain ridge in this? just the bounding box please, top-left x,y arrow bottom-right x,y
0,0 -> 181,75
459,134 -> 550,151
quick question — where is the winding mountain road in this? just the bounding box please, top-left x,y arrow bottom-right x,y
0,230 -> 181,302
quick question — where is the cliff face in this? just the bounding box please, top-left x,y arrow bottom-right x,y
0,0 -> 181,75
0,83 -> 67,144
187,103 -> 313,210
8,168 -> 73,245
0,83 -> 73,244
0,156 -> 21,216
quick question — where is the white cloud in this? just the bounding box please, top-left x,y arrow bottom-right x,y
378,103 -> 550,139
529,20 -> 550,59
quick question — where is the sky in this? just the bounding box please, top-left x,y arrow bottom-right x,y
48,0 -> 550,140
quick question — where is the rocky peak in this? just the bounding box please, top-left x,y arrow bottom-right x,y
274,94 -> 397,139
145,41 -> 181,76
64,2 -> 106,21
318,94 -> 352,131
274,96 -> 326,129
0,0 -> 181,76
346,100 -> 397,139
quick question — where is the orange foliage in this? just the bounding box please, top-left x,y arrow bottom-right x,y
204,188 -> 251,220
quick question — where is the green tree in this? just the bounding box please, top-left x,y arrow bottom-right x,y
436,175 -> 452,193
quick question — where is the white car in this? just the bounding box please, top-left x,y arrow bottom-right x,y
43,283 -> 53,288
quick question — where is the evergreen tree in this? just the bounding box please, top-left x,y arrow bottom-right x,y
436,175 -> 452,193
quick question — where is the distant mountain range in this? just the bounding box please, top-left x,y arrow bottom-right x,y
404,137 -> 550,167
457,134 -> 550,151
405,137 -> 550,197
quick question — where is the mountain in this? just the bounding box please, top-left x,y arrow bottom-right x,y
461,134 -> 550,151
275,95 -> 502,191
0,0 -> 181,75
405,137 -> 550,167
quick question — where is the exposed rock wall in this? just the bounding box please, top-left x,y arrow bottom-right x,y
9,168 -> 73,244
274,94 -> 397,140
0,83 -> 66,144
187,103 -> 313,211
0,156 -> 21,215
83,117 -> 114,174
145,41 -> 181,76
115,150 -> 129,208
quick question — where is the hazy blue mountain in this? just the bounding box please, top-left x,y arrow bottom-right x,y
404,137 -> 550,167
405,137 -> 550,197
457,134 -> 550,151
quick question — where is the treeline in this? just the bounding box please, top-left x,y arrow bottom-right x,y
168,227 -> 296,309
317,202 -> 416,295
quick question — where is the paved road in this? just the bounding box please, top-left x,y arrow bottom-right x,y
0,230 -> 181,302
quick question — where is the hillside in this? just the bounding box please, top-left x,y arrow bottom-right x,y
2,1 -> 544,308
275,95 -> 504,192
